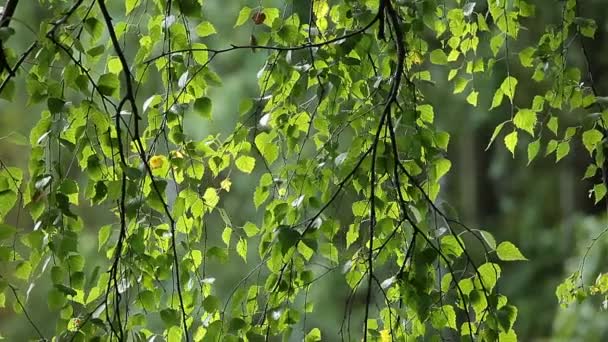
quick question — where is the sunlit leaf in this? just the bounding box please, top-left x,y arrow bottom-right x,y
496,241 -> 527,261
504,131 -> 518,157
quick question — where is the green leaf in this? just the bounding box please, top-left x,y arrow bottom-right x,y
490,34 -> 505,56
253,187 -> 268,209
228,318 -> 247,333
430,49 -> 448,65
453,77 -> 469,94
235,155 -> 256,174
236,238 -> 247,262
278,227 -> 300,255
239,99 -> 253,116
195,21 -> 217,37
346,224 -> 359,248
435,158 -> 451,180
519,2 -> 536,17
441,235 -> 464,258
439,305 -> 456,330
0,27 -> 14,42
234,6 -> 252,27
203,188 -> 219,209
97,73 -> 120,96
222,227 -> 232,247
352,201 -> 367,217
477,262 -> 501,291
68,255 -> 85,272
137,290 -> 156,311
255,132 -> 279,164
435,131 -> 450,151
0,79 -> 14,101
513,109 -> 536,136
191,43 -> 209,65
564,126 -> 577,139
194,97 -> 212,119
500,76 -> 518,101
207,246 -> 228,263
532,63 -> 545,81
59,179 -> 79,204
556,141 -> 570,162
582,129 -> 603,155
305,328 -> 322,342
50,266 -> 64,283
545,139 -> 558,156
448,69 -> 458,81
126,0 -> 140,15
518,47 -> 535,67
583,164 -> 598,180
532,96 -> 545,112
466,91 -> 478,106
477,13 -> 490,31
243,222 -> 259,237
160,309 -> 180,328
527,139 -> 540,165
499,330 -> 518,342
47,288 -> 67,310
15,261 -> 31,279
479,230 -> 497,250
47,97 -> 65,114
107,57 -> 123,74
504,131 -> 518,157
575,17 -> 597,38
497,303 -> 519,332
486,121 -> 506,150
417,104 -> 434,123
84,18 -> 103,41
4,132 -> 28,146
203,295 -> 220,312
594,183 -> 607,204
54,284 -> 77,297
0,224 -> 16,240
431,305 -> 457,330
547,117 -> 558,135
490,89 -> 504,109
496,241 -> 527,261
98,224 -> 112,250
261,8 -> 280,26
594,273 -> 608,293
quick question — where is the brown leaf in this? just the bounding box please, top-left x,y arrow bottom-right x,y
252,11 -> 266,25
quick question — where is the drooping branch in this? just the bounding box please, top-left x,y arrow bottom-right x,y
143,10 -> 384,65
96,1 -> 190,340
0,0 -> 19,76
362,1 -> 403,340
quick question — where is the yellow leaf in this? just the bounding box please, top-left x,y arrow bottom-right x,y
220,178 -> 232,192
149,155 -> 165,169
170,150 -> 184,159
380,329 -> 391,342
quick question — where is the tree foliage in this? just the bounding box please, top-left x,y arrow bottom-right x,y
0,0 -> 604,341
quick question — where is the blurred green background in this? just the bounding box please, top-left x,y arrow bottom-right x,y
2,1 -> 608,341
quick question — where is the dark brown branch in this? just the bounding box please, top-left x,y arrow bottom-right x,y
363,1 -> 399,340
0,0 -> 19,76
96,2 -> 190,340
143,10 -> 384,65
0,40 -> 34,94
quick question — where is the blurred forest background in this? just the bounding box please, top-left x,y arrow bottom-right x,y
1,1 -> 608,341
